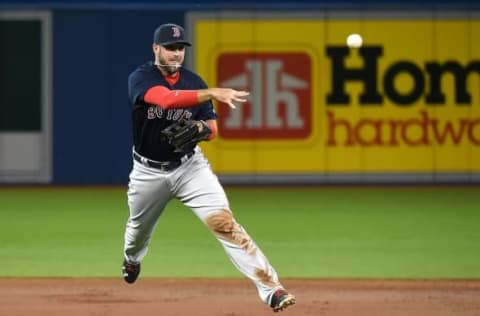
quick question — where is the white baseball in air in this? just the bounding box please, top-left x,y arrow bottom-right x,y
346,33 -> 363,48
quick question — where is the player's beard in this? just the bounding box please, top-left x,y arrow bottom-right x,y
158,58 -> 182,75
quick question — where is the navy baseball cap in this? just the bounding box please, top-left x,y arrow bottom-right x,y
153,23 -> 191,46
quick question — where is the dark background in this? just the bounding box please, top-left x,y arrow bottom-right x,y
0,0 -> 477,184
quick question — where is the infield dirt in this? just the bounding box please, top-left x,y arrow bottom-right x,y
1,278 -> 479,316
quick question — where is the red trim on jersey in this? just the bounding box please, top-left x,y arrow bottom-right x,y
206,120 -> 217,141
164,73 -> 180,86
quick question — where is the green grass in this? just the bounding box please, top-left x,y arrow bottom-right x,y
0,186 -> 479,279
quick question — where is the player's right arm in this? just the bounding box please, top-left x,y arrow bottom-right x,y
197,88 -> 249,109
144,86 -> 249,109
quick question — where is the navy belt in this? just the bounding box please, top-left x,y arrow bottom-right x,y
133,151 -> 193,171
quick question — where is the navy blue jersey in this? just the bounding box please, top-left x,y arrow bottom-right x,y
128,61 -> 217,161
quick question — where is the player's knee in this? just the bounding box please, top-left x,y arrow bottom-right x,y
206,209 -> 235,234
206,209 -> 256,254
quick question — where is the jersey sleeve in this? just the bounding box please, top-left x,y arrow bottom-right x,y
196,101 -> 218,121
128,68 -> 163,105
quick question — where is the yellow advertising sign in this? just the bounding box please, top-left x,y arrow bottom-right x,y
190,13 -> 480,175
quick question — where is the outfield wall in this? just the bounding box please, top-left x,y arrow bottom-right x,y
0,2 -> 479,184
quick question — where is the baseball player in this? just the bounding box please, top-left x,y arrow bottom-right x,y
122,23 -> 296,312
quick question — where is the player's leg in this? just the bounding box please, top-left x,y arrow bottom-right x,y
172,149 -> 295,310
123,160 -> 172,282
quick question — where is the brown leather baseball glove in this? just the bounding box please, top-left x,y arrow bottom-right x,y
161,119 -> 211,151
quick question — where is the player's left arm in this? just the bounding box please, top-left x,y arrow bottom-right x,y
196,91 -> 218,141
203,119 -> 217,141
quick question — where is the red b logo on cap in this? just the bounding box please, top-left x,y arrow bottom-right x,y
172,26 -> 181,38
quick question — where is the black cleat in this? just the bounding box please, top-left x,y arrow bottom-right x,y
269,289 -> 296,312
122,260 -> 140,284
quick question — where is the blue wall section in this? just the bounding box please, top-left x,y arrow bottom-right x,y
53,10 -> 186,184
2,0 -> 478,9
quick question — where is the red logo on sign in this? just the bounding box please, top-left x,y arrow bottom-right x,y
217,52 -> 311,139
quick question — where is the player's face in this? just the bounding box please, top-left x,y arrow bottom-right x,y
153,43 -> 186,75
